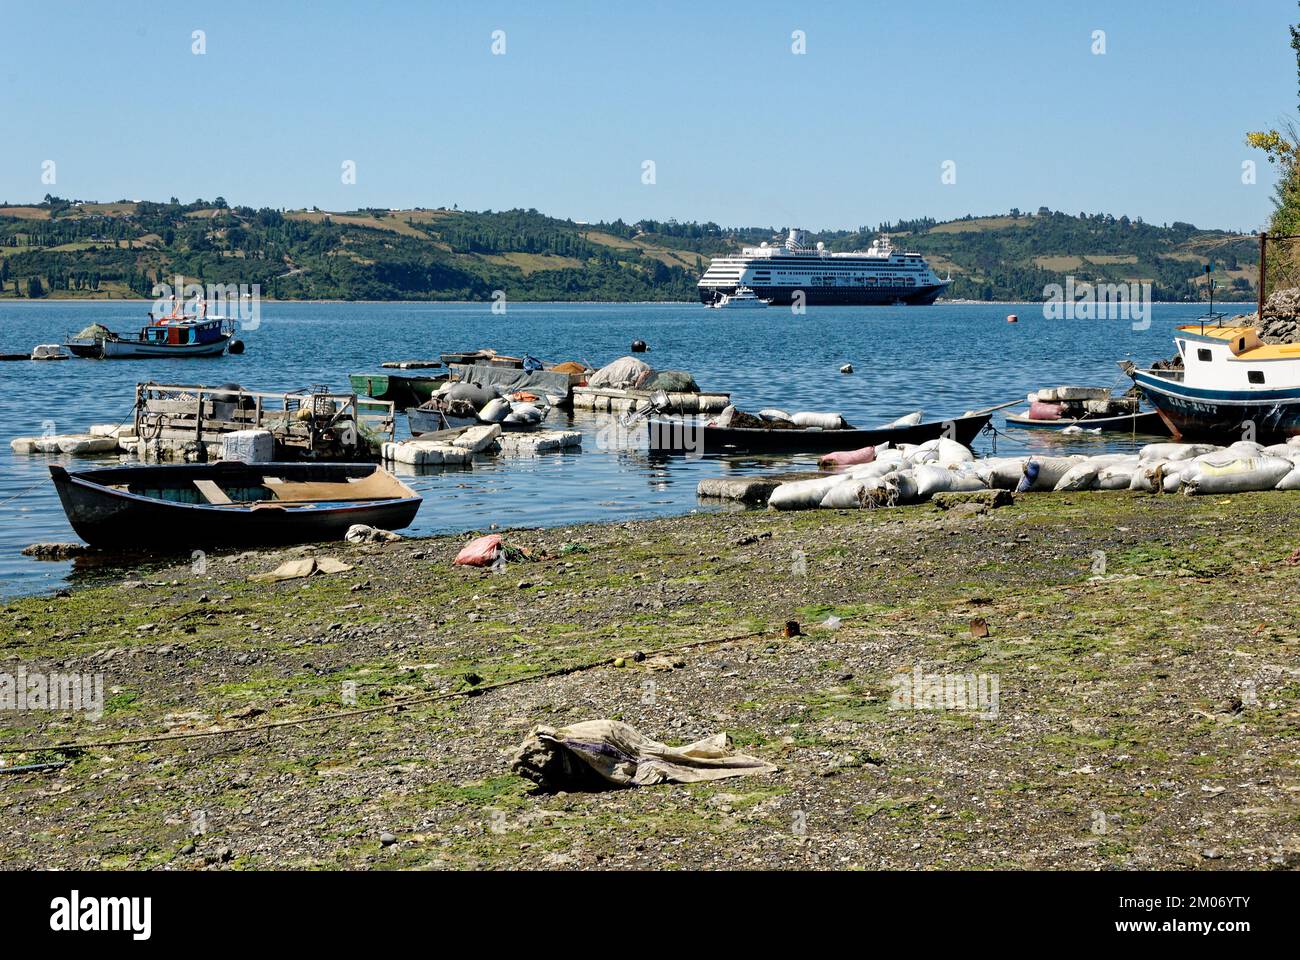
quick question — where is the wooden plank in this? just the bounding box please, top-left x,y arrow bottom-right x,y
143,399 -> 263,419
193,479 -> 233,504
154,428 -> 311,447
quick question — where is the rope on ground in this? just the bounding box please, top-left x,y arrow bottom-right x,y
0,628 -> 772,757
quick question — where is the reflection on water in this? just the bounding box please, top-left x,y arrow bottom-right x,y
0,299 -> 1242,596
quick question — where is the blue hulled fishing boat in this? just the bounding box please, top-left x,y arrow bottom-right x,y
1123,323 -> 1300,442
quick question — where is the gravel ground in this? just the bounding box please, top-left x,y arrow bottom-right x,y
2,489 -> 1299,870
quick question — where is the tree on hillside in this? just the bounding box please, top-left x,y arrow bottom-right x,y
1245,4 -> 1300,313
1247,5 -> 1300,235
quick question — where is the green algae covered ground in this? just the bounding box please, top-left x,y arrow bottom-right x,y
2,490 -> 1299,870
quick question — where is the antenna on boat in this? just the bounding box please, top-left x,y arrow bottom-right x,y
1198,262 -> 1226,332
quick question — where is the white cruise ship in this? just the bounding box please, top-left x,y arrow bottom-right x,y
697,228 -> 949,306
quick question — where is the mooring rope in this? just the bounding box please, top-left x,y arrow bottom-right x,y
0,475 -> 53,508
981,421 -> 1035,448
0,405 -> 136,508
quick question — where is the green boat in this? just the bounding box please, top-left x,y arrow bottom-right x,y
349,371 -> 449,408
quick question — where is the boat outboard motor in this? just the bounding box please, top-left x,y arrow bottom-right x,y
620,389 -> 670,427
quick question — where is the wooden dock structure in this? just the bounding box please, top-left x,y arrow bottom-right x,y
133,382 -> 395,462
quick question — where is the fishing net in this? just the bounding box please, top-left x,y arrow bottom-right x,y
643,370 -> 700,393
73,323 -> 112,340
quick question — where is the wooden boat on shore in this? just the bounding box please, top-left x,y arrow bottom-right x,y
50,462 -> 420,549
646,411 -> 991,455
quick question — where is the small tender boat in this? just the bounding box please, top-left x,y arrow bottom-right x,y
1004,386 -> 1167,434
1123,321 -> 1300,441
49,462 -> 420,549
1004,409 -> 1166,433
406,397 -> 550,437
350,370 -> 449,408
66,313 -> 238,359
439,349 -> 525,368
406,405 -> 481,436
647,411 -> 991,455
711,286 -> 770,309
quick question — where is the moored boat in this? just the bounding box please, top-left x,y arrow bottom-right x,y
711,285 -> 770,309
406,396 -> 551,437
50,461 -> 420,548
66,313 -> 239,359
1004,409 -> 1167,433
647,411 -> 991,455
350,370 -> 449,408
1123,322 -> 1300,441
1004,385 -> 1168,434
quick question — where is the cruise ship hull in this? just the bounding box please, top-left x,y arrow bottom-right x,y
697,283 -> 947,307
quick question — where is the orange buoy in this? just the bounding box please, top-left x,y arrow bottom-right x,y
1006,314 -> 1019,323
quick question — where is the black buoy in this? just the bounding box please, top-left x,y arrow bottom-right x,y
227,339 -> 245,354
631,339 -> 648,353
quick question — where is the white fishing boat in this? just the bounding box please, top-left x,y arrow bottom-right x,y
66,305 -> 239,359
1123,320 -> 1300,441
710,285 -> 770,309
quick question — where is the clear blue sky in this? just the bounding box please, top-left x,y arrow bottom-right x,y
3,0 -> 1296,232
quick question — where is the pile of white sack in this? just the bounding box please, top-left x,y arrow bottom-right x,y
767,437 -> 1300,511
430,381 -> 547,426
770,437 -> 981,510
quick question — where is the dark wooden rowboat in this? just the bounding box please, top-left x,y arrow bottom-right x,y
49,462 -> 421,549
646,411 -> 992,455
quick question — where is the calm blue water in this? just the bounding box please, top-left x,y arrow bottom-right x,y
0,300 -> 1246,596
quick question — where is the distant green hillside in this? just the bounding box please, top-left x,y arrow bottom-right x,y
0,198 -> 1258,302
841,210 -> 1260,302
